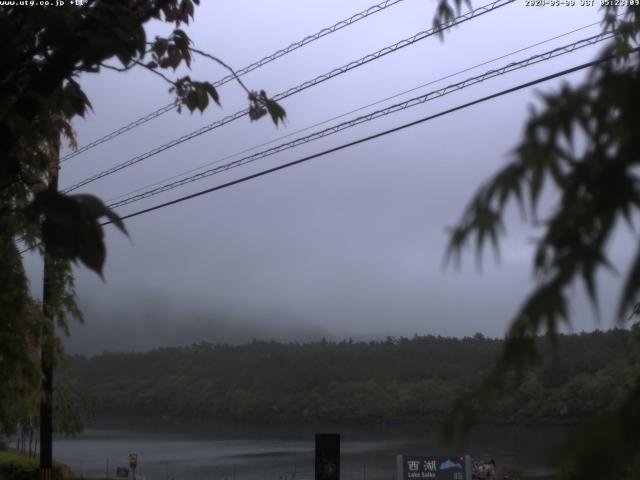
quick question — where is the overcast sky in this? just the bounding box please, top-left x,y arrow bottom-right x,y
24,0 -> 635,354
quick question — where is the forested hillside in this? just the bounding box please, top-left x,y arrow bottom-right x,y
67,330 -> 639,424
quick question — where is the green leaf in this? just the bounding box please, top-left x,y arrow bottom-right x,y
248,105 -> 267,121
153,37 -> 169,57
265,98 -> 287,126
75,221 -> 106,278
618,242 -> 640,322
69,194 -> 128,236
30,192 -> 127,277
64,79 -> 92,118
184,91 -> 198,112
196,88 -> 208,112
203,82 -> 219,105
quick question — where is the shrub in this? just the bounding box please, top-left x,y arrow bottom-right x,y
0,451 -> 64,480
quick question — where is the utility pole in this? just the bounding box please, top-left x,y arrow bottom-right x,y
315,433 -> 340,480
39,147 -> 59,480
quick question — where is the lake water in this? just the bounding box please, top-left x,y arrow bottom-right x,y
53,417 -> 571,480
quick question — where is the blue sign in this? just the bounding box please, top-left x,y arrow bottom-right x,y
397,455 -> 470,480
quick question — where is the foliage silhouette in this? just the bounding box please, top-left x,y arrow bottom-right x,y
440,3 -> 640,477
0,0 -> 284,435
62,331 -> 638,426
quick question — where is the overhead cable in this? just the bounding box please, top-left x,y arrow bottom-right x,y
102,52 -> 628,226
60,0 -> 408,162
105,18 -> 606,206
108,32 -> 613,209
63,0 -> 514,193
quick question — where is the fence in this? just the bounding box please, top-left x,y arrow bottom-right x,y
63,459 -> 393,480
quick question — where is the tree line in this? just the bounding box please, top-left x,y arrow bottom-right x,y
65,329 -> 640,424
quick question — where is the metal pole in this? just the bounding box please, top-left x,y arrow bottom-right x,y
165,461 -> 168,480
396,455 -> 403,480
39,158 -> 58,480
107,458 -> 110,479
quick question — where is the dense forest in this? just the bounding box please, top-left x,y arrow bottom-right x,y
66,330 -> 639,424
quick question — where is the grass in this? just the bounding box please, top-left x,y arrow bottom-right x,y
0,450 -> 40,466
0,450 -> 66,479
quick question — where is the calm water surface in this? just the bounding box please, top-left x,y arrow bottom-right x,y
53,417 -> 571,480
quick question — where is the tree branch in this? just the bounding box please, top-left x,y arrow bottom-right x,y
132,59 -> 176,86
99,62 -> 136,73
189,46 -> 250,95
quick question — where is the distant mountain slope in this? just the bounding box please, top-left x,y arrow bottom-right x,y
66,330 -> 639,424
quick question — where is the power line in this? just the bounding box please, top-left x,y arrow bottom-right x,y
60,102 -> 178,163
62,0 -> 514,194
107,32 -> 613,209
102,54 -> 621,227
59,0 -> 408,163
19,49 -> 624,258
105,18 -> 605,206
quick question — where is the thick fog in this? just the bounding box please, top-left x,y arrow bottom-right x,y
22,0 -> 634,354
